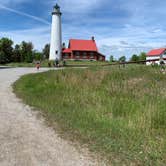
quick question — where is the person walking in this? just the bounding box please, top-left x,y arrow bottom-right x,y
63,59 -> 66,66
55,58 -> 59,67
36,62 -> 40,70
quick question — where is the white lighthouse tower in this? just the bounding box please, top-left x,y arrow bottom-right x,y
49,4 -> 62,61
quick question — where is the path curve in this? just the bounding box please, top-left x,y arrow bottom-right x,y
0,68 -> 103,166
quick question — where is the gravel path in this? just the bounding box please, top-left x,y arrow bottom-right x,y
0,68 -> 104,166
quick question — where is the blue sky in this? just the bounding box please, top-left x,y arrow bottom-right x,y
0,0 -> 166,60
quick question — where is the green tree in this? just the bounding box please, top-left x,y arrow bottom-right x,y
139,52 -> 146,61
0,38 -> 13,63
42,44 -> 50,59
34,51 -> 43,61
119,56 -> 126,62
20,41 -> 34,62
110,55 -> 114,62
12,44 -> 21,62
130,54 -> 139,62
0,51 -> 6,64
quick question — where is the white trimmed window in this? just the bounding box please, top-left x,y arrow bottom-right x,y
90,52 -> 94,59
65,53 -> 69,58
75,52 -> 80,58
83,52 -> 87,58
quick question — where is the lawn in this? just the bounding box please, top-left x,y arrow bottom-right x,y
5,60 -> 109,68
13,65 -> 166,165
5,60 -> 50,67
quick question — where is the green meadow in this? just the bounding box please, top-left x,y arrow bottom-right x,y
13,65 -> 166,165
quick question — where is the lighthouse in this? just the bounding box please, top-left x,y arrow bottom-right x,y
49,4 -> 62,61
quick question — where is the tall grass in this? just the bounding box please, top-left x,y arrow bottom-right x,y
14,65 -> 166,165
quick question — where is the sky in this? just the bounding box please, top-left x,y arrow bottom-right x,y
0,0 -> 166,60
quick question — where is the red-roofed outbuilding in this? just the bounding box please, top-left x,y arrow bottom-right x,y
62,37 -> 105,61
147,48 -> 166,57
146,48 -> 166,65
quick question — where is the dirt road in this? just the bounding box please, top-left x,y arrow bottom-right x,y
0,68 -> 103,166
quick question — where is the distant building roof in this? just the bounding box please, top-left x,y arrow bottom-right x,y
147,48 -> 166,57
68,39 -> 98,52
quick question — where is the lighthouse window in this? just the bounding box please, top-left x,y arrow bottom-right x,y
55,50 -> 58,54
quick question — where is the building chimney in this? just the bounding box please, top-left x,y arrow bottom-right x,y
62,42 -> 66,50
91,36 -> 95,41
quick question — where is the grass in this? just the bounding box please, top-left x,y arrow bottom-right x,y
13,65 -> 166,165
5,60 -> 50,67
5,60 -> 109,67
64,60 -> 109,65
5,62 -> 35,67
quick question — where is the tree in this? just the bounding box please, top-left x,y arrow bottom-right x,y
0,38 -> 13,63
119,56 -> 126,62
34,51 -> 43,60
0,51 -> 6,64
139,52 -> 146,61
130,54 -> 139,62
42,44 -> 50,59
12,44 -> 21,62
20,41 -> 34,62
110,55 -> 114,62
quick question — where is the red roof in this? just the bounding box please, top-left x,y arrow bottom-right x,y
69,39 -> 98,52
147,48 -> 166,57
63,48 -> 71,53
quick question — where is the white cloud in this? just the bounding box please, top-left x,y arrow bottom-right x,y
61,20 -> 166,60
1,0 -> 166,61
94,23 -> 166,60
49,0 -> 103,13
0,27 -> 51,50
1,22 -> 166,60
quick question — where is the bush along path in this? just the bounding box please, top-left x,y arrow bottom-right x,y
0,68 -> 104,166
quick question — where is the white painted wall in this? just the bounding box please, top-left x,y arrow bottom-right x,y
49,9 -> 62,61
146,54 -> 166,65
146,56 -> 160,65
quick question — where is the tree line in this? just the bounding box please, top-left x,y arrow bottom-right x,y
110,52 -> 146,63
0,37 -> 50,64
0,37 -> 147,64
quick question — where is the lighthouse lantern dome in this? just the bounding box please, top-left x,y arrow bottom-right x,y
52,3 -> 61,15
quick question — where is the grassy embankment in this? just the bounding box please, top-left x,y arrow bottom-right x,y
13,65 -> 166,165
